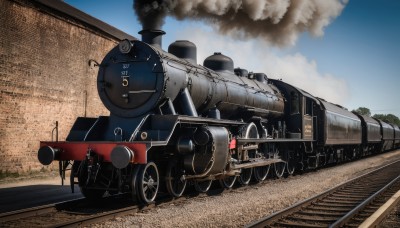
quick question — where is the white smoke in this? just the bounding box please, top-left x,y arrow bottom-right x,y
135,0 -> 348,46
173,27 -> 350,105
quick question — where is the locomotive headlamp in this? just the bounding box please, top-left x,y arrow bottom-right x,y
119,39 -> 133,54
110,145 -> 134,169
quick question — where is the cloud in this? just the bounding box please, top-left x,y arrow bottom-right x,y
172,26 -> 350,105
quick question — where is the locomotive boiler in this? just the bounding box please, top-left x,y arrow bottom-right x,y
37,29 -> 400,204
98,30 -> 284,121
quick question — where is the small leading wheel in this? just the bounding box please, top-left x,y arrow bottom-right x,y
219,175 -> 237,189
254,165 -> 270,182
238,168 -> 252,185
137,162 -> 159,204
165,160 -> 187,198
194,180 -> 212,193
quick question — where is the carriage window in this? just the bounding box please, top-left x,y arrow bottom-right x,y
290,91 -> 299,114
305,98 -> 313,115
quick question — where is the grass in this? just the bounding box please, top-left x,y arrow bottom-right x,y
0,170 -> 20,179
0,168 -> 59,184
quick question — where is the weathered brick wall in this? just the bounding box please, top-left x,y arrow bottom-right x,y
0,0 -> 119,174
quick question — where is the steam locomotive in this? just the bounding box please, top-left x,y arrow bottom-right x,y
38,29 -> 400,204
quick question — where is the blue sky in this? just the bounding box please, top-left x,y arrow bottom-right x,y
65,0 -> 400,118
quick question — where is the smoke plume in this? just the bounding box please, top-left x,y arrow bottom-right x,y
134,0 -> 169,30
134,0 -> 348,46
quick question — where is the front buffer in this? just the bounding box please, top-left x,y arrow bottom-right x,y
37,141 -> 151,202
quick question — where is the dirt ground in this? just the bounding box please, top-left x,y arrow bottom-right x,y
0,171 -> 61,189
94,150 -> 400,227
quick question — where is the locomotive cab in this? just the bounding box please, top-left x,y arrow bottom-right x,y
270,79 -> 318,141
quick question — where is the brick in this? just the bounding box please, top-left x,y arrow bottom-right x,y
0,0 -> 118,174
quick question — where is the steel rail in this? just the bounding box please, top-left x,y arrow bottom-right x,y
359,189 -> 400,227
0,192 -> 180,227
48,205 -> 141,228
330,174 -> 400,227
246,159 -> 400,228
0,198 -> 86,223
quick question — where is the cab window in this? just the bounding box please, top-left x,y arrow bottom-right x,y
290,91 -> 299,115
305,98 -> 313,116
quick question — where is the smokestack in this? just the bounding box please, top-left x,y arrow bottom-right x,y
139,29 -> 165,48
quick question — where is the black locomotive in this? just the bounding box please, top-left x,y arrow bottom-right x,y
38,29 -> 400,204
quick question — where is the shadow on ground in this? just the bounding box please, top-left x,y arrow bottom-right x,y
0,184 -> 82,213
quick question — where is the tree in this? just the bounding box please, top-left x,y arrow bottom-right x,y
352,107 -> 371,117
373,114 -> 400,126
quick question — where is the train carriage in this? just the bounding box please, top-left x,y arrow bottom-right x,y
312,99 -> 362,162
393,125 -> 400,148
354,114 -> 382,155
376,119 -> 395,151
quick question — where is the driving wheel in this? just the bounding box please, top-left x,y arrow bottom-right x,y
273,147 -> 285,178
219,175 -> 237,189
194,180 -> 212,193
238,122 -> 259,185
165,160 -> 187,198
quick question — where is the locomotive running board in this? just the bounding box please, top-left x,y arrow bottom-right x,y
177,115 -> 245,126
231,158 -> 283,170
236,138 -> 315,145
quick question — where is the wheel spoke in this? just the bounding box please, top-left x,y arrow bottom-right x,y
166,160 -> 187,197
148,187 -> 155,194
137,162 -> 159,204
149,182 -> 158,191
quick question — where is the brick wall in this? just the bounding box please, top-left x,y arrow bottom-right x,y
0,0 -> 121,174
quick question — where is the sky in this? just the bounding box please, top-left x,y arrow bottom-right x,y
64,0 -> 400,118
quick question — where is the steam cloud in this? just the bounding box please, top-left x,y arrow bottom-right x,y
134,0 -> 348,46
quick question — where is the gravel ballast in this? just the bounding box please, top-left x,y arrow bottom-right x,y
94,149 -> 400,228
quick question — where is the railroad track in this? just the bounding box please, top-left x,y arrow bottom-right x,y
0,194 -> 150,227
0,185 -> 220,227
247,160 -> 400,228
2,159 -> 400,227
